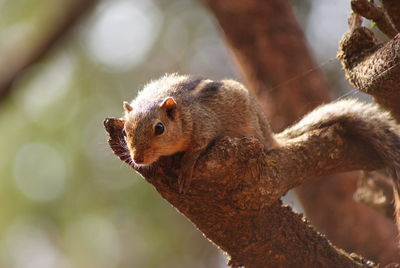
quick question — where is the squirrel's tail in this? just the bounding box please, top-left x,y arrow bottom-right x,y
276,98 -> 400,229
276,99 -> 400,169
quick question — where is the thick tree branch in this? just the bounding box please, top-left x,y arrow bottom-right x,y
104,117 -> 378,268
0,0 -> 98,100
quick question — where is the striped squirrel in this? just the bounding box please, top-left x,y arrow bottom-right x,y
122,73 -> 400,198
122,74 -> 277,192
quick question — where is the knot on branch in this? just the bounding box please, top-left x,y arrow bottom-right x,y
337,27 -> 381,71
338,28 -> 400,95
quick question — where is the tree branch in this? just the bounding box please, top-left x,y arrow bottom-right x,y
104,117 -> 378,268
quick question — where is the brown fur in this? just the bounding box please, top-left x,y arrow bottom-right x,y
123,73 -> 276,192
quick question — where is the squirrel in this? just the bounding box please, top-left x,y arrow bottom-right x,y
122,73 -> 400,198
122,73 -> 277,192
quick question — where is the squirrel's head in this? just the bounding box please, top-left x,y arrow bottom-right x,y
122,97 -> 188,166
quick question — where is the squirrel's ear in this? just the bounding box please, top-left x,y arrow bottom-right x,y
160,97 -> 177,109
160,97 -> 178,120
123,101 -> 133,113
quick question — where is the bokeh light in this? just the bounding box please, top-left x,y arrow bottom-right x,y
85,0 -> 162,71
21,52 -> 75,121
64,215 -> 120,268
306,0 -> 349,61
3,218 -> 66,268
13,143 -> 66,201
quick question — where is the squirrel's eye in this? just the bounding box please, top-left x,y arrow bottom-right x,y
122,128 -> 127,138
154,122 -> 164,135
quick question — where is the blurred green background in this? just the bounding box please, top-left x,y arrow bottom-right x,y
0,0 -> 359,267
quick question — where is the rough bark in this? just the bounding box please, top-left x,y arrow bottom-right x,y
338,16 -> 400,122
104,117 -> 378,268
0,0 -> 98,100
200,0 -> 400,264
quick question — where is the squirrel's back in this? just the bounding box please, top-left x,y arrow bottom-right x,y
134,74 -> 253,110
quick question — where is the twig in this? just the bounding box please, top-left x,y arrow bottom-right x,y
351,0 -> 398,38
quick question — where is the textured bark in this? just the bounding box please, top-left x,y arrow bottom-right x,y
0,0 -> 98,100
200,0 -> 400,264
104,117 -> 378,268
338,23 -> 400,122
